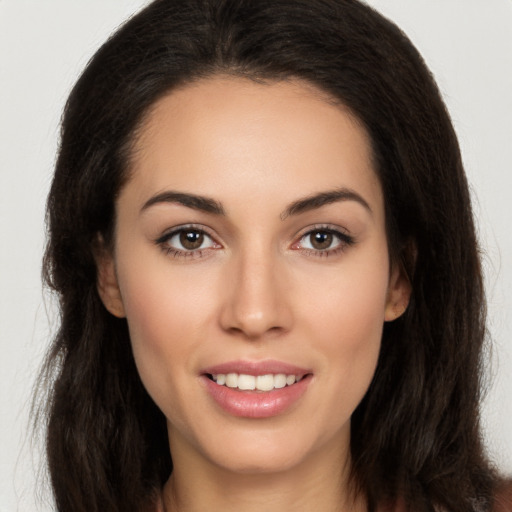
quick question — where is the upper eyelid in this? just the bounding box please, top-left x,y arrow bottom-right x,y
298,224 -> 355,245
154,223 -> 352,248
155,225 -> 221,259
295,224 -> 352,239
156,223 -> 218,243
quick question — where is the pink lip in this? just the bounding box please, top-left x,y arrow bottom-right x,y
202,359 -> 311,377
200,360 -> 312,419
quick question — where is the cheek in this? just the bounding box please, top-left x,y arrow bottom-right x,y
300,253 -> 389,391
306,254 -> 389,339
115,253 -> 218,400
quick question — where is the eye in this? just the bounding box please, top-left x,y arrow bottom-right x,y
293,226 -> 354,256
302,230 -> 339,251
156,225 -> 220,258
172,229 -> 211,251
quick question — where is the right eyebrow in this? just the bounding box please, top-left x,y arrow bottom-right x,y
140,191 -> 225,216
280,187 -> 372,219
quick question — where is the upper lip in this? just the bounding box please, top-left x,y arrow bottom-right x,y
202,359 -> 311,377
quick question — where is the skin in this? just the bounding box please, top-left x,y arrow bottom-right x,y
96,76 -> 410,512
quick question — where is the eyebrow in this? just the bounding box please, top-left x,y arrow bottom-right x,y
140,187 -> 371,218
281,188 -> 372,219
141,191 -> 225,215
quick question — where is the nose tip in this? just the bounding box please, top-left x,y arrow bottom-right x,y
225,310 -> 285,340
219,257 -> 292,340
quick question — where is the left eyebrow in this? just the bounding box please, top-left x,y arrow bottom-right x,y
281,188 -> 372,220
140,191 -> 225,216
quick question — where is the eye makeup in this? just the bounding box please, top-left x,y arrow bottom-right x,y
154,222 -> 356,261
292,224 -> 355,258
154,223 -> 222,260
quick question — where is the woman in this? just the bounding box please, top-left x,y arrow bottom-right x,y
40,0 -> 510,510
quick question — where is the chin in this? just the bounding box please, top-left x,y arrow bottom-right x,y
191,420 -> 342,476
209,444 -> 310,475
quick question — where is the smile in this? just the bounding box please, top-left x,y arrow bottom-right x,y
210,373 -> 303,391
201,361 -> 312,418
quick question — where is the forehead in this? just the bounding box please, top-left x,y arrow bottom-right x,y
123,76 -> 383,219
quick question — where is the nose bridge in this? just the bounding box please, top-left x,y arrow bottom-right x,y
220,242 -> 291,338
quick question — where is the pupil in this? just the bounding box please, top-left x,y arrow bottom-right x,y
180,230 -> 204,250
311,231 -> 332,250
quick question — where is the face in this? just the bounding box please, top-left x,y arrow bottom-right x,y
96,77 -> 409,476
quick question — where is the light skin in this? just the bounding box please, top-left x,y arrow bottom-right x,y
96,76 -> 411,512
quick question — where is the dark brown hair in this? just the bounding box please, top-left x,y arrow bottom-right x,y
40,0 -> 500,510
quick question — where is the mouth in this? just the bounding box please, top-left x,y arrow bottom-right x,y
201,361 -> 313,418
206,372 -> 307,392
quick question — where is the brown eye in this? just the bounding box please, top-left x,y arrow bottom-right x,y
159,227 -> 217,254
157,226 -> 221,259
179,230 -> 204,250
309,231 -> 334,250
294,227 -> 352,254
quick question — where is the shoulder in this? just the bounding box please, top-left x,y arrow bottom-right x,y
380,482 -> 512,512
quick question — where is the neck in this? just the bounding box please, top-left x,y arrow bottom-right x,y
161,434 -> 366,512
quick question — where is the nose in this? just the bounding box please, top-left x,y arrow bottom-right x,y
219,250 -> 293,340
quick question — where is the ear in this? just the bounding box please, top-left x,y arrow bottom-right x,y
92,235 -> 126,318
384,260 -> 412,322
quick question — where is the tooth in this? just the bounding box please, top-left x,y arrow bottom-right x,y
226,373 -> 238,388
215,372 -> 302,390
238,374 -> 256,390
256,374 -> 274,391
274,374 -> 287,389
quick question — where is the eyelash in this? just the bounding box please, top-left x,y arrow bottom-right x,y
155,224 -> 219,260
293,224 -> 355,258
155,224 -> 355,260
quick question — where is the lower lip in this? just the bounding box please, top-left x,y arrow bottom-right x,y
202,375 -> 311,418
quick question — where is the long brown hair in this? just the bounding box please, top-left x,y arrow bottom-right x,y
40,0 -> 499,510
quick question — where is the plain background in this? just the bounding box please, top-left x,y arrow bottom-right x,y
1,1 -> 511,510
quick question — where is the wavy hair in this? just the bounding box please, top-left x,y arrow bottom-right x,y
40,0 -> 499,510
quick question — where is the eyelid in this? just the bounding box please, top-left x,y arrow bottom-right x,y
153,223 -> 354,260
155,223 -> 222,259
291,224 -> 355,255
157,223 -> 205,241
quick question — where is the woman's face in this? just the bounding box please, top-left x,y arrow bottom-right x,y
97,77 -> 409,475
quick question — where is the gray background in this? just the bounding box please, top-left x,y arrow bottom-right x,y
1,1 -> 511,510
